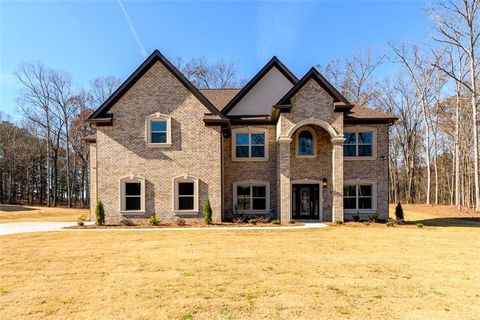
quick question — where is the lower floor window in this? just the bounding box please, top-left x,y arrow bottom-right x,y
235,183 -> 268,211
121,177 -> 145,212
344,184 -> 373,210
174,175 -> 199,212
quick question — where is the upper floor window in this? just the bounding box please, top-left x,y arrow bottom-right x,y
120,176 -> 145,213
145,113 -> 172,147
296,127 -> 316,158
343,127 -> 375,159
232,128 -> 268,161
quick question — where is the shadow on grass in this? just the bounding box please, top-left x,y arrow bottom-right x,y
406,217 -> 480,228
0,205 -> 37,212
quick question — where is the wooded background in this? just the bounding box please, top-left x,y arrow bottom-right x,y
1,0 -> 479,211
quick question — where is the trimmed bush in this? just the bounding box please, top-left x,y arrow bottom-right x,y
385,220 -> 394,227
271,219 -> 280,225
203,199 -> 212,225
95,200 -> 105,226
395,203 -> 404,221
248,218 -> 257,225
335,219 -> 344,225
352,212 -> 360,222
369,213 -> 380,223
416,223 -> 424,228
289,219 -> 297,224
149,215 -> 161,226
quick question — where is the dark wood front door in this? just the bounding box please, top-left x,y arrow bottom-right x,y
292,184 -> 320,220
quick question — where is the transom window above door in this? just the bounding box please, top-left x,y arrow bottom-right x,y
232,128 -> 268,161
145,113 -> 172,147
343,127 -> 376,159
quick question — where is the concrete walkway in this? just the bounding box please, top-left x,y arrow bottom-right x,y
0,221 -> 327,235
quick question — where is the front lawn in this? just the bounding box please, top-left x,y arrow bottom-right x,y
0,205 -> 89,223
1,208 -> 479,319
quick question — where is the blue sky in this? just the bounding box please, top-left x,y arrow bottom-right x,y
0,0 -> 430,118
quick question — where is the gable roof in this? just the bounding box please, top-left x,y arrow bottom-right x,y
221,56 -> 298,115
87,50 -> 226,122
276,67 -> 351,108
200,88 -> 240,111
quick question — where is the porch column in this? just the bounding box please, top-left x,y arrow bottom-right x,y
331,137 -> 344,222
278,139 -> 291,223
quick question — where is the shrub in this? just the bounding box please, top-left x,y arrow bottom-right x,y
363,221 -> 370,226
77,215 -> 86,226
149,215 -> 161,226
385,220 -> 394,227
248,218 -> 257,225
416,223 -> 424,228
77,220 -> 84,226
271,219 -> 280,225
289,219 -> 297,224
395,203 -> 404,221
335,219 -> 344,225
352,212 -> 360,222
176,218 -> 186,226
369,213 -> 380,223
120,219 -> 135,226
233,216 -> 244,224
203,199 -> 212,224
256,216 -> 270,224
95,200 -> 105,226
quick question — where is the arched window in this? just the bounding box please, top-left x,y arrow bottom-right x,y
297,128 -> 316,157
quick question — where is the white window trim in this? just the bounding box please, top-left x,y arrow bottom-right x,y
295,127 -> 317,159
231,127 -> 269,161
119,176 -> 146,214
173,174 -> 199,215
145,112 -> 172,147
343,179 -> 377,214
233,180 -> 270,214
344,126 -> 377,160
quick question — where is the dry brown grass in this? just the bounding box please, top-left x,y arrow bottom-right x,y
1,206 -> 479,319
0,205 -> 89,223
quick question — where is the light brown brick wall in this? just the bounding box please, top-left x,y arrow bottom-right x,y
222,125 -> 278,220
89,143 -> 97,221
94,61 -> 222,224
343,124 -> 390,220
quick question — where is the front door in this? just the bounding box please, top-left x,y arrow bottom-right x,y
292,184 -> 320,220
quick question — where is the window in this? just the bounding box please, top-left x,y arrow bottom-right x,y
232,128 -> 268,161
233,181 -> 270,212
173,175 -> 199,213
343,182 -> 376,212
296,127 -> 316,157
120,177 -> 145,212
343,128 -> 375,158
145,113 -> 172,146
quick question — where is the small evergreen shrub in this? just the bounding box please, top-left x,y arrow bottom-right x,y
271,219 -> 280,225
369,213 -> 380,223
416,223 -> 424,228
395,203 -> 404,221
363,221 -> 370,226
203,199 -> 212,224
352,212 -> 360,222
248,218 -> 257,225
149,215 -> 161,226
385,220 -> 394,227
77,215 -> 86,226
335,219 -> 344,225
289,219 -> 297,224
95,200 -> 105,226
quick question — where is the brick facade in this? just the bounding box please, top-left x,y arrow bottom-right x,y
88,53 -> 393,224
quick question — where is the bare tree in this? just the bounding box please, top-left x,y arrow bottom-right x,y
176,57 -> 244,89
431,0 -> 480,211
90,76 -> 122,107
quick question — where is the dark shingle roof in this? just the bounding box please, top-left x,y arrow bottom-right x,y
200,88 -> 240,111
345,105 -> 397,123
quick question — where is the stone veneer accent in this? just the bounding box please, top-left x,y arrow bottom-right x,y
92,61 -> 222,224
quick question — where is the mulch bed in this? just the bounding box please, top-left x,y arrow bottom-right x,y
66,221 -> 305,229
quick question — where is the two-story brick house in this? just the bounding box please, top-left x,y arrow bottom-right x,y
86,50 -> 396,224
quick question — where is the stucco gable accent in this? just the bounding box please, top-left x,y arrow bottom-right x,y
87,50 -> 225,123
221,56 -> 298,116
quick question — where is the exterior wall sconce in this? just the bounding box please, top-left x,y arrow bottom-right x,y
322,178 -> 328,188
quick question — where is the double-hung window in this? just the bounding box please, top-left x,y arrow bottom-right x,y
234,181 -> 270,212
173,175 -> 199,214
120,177 -> 145,213
145,113 -> 172,146
343,182 -> 376,212
343,128 -> 375,158
233,128 -> 268,160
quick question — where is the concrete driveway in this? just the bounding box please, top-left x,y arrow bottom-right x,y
0,222 -> 81,235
